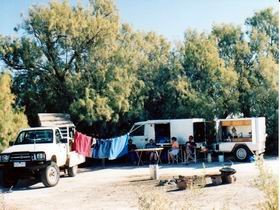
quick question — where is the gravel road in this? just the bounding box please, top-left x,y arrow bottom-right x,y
1,157 -> 278,210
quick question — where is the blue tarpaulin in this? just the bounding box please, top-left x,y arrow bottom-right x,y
92,134 -> 128,160
109,134 -> 128,160
93,140 -> 112,159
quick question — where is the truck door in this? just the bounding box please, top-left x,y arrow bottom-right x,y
55,129 -> 67,166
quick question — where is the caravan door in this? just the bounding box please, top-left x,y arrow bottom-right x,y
193,121 -> 216,145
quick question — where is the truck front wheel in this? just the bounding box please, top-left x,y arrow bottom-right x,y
234,145 -> 250,162
41,162 -> 60,187
67,165 -> 78,177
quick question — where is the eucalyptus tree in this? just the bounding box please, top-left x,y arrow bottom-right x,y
0,73 -> 28,151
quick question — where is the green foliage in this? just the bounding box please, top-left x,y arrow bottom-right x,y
0,73 -> 28,151
0,0 -> 120,122
181,30 -> 239,118
211,9 -> 278,151
0,1 -> 278,152
245,8 -> 279,62
211,24 -> 243,65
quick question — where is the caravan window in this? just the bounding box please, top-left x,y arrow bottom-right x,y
220,120 -> 252,142
130,125 -> 144,136
155,123 -> 170,143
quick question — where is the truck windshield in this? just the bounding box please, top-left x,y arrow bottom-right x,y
14,129 -> 54,145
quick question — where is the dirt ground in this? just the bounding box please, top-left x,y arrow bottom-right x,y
0,156 -> 278,210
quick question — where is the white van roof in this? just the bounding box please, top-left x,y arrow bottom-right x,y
134,118 -> 204,125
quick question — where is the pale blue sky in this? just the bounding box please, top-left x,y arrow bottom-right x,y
0,0 -> 278,42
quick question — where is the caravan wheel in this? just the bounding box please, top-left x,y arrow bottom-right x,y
234,145 -> 249,162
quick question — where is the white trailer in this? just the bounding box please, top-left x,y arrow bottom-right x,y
128,118 -> 204,148
212,117 -> 266,161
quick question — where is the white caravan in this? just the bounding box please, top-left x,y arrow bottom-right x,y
212,117 -> 266,161
129,117 -> 266,162
128,119 -> 205,148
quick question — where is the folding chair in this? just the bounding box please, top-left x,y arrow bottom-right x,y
169,149 -> 180,164
186,147 -> 197,164
173,153 -> 179,164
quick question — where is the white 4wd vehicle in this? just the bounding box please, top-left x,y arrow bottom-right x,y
0,127 -> 85,188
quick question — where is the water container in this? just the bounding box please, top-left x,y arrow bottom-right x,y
218,154 -> 224,163
149,164 -> 159,180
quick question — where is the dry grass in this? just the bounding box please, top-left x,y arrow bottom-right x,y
254,156 -> 278,210
137,175 -> 205,210
138,189 -> 179,210
137,188 -> 202,210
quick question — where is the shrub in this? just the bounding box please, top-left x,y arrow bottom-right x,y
254,156 -> 278,210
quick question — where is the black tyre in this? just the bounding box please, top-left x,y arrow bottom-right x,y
2,170 -> 18,188
67,165 -> 78,177
233,145 -> 250,162
41,162 -> 60,187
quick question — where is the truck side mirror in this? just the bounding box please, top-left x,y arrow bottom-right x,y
9,141 -> 14,146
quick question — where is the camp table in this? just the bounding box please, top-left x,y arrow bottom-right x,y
135,148 -> 163,166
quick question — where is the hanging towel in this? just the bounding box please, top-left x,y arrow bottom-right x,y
93,139 -> 112,159
73,131 -> 92,157
109,134 -> 128,160
92,134 -> 128,160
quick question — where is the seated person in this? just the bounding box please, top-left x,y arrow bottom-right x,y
185,135 -> 196,164
231,127 -> 238,138
128,139 -> 137,165
145,139 -> 157,163
158,136 -> 167,143
168,137 -> 179,164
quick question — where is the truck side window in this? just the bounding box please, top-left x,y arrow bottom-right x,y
69,127 -> 75,138
55,130 -> 62,144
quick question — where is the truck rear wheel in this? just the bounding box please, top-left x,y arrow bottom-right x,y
67,165 -> 78,177
41,162 -> 60,187
234,145 -> 250,162
2,170 -> 18,188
